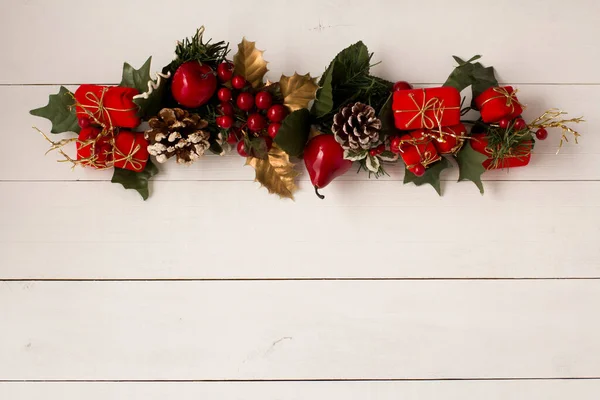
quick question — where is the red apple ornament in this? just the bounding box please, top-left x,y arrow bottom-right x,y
171,61 -> 217,108
303,134 -> 352,199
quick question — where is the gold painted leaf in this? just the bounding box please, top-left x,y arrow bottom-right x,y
233,38 -> 269,88
245,145 -> 299,199
279,73 -> 319,112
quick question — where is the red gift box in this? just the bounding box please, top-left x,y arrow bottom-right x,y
430,123 -> 466,155
393,87 -> 461,131
113,130 -> 149,172
75,84 -> 141,129
470,133 -> 532,169
474,86 -> 523,123
398,130 -> 441,173
76,127 -> 113,169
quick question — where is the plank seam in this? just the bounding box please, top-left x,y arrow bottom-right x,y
2,278 -> 600,282
2,378 -> 600,383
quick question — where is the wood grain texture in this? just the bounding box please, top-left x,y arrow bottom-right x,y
1,280 -> 599,380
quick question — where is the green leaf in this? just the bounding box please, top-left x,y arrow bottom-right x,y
403,157 -> 451,196
331,41 -> 370,84
379,93 -> 400,139
30,86 -> 80,134
133,70 -> 169,120
274,108 -> 311,157
443,55 -> 498,106
120,56 -> 152,94
456,141 -> 488,194
471,65 -> 498,100
312,65 -> 334,118
111,159 -> 159,200
246,136 -> 269,160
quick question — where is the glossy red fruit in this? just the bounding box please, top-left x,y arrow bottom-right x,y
267,122 -> 282,139
217,87 -> 232,102
78,116 -> 91,128
255,91 -> 273,110
411,164 -> 426,177
216,62 -> 234,82
267,104 -> 287,122
513,118 -> 527,131
231,75 -> 246,89
536,128 -> 548,140
216,115 -> 234,129
236,140 -> 249,157
390,136 -> 403,153
171,61 -> 217,108
498,118 -> 510,129
247,113 -> 267,132
226,131 -> 239,145
369,149 -> 378,157
236,92 -> 254,111
303,134 -> 353,199
218,102 -> 234,116
393,81 -> 413,91
376,144 -> 385,154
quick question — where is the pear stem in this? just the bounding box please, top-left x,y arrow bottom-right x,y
314,186 -> 325,200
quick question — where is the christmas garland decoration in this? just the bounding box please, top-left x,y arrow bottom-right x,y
30,27 -> 583,200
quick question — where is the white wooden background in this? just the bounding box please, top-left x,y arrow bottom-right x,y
1,0 -> 600,398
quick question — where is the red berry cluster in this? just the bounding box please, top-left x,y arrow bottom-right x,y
213,62 -> 288,157
498,116 -> 547,140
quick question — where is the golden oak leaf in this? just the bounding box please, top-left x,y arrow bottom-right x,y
245,145 -> 299,199
233,38 -> 269,88
279,73 -> 319,112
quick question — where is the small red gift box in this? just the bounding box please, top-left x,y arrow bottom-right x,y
398,130 -> 441,173
474,86 -> 523,123
75,85 -> 141,129
470,133 -> 532,169
76,127 -> 113,169
393,87 -> 461,131
430,123 -> 466,155
113,130 -> 149,172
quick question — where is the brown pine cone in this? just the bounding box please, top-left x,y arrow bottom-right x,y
332,102 -> 382,151
145,108 -> 211,165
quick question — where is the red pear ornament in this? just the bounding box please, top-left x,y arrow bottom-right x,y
303,134 -> 352,199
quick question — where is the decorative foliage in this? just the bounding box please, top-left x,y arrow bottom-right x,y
30,86 -> 79,134
275,109 -> 311,157
403,157 -> 452,195
246,146 -> 299,199
111,160 -> 159,200
280,73 -> 319,112
456,141 -> 487,194
233,38 -> 268,88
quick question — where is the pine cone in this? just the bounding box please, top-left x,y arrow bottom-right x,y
145,108 -> 211,164
332,102 -> 382,150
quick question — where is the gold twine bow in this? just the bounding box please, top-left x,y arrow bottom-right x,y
394,89 -> 459,130
81,88 -> 137,129
480,87 -> 525,114
112,139 -> 145,171
398,134 -> 441,168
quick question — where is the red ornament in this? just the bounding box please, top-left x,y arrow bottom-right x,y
392,87 -> 461,130
216,62 -> 234,82
236,92 -> 254,111
217,87 -> 232,102
113,130 -> 149,172
398,130 -> 441,170
303,134 -> 353,199
513,118 -> 527,131
236,140 -> 249,157
393,81 -> 413,91
231,75 -> 246,89
267,122 -> 281,138
255,91 -> 273,110
474,86 -> 523,123
247,113 -> 267,132
76,127 -> 112,168
430,123 -> 466,154
369,149 -> 378,157
217,102 -> 234,116
411,164 -> 426,177
536,128 -> 548,140
75,85 -> 141,129
470,133 -> 532,169
267,104 -> 287,122
216,115 -> 234,129
226,131 -> 240,145
78,117 -> 91,128
171,62 -> 217,108
498,118 -> 510,129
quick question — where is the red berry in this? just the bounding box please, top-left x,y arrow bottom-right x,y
231,75 -> 246,90
237,140 -> 249,157
369,149 -> 378,157
267,122 -> 281,138
264,136 -> 273,151
536,128 -> 548,140
393,81 -> 413,91
217,87 -> 232,102
390,136 -> 403,154
247,113 -> 267,132
267,104 -> 287,122
218,102 -> 234,116
376,144 -> 385,154
226,130 -> 240,145
78,117 -> 91,128
171,62 -> 217,108
412,164 -> 426,177
255,91 -> 273,110
236,92 -> 254,111
513,118 -> 527,131
498,118 -> 510,129
216,62 -> 234,82
216,115 -> 233,129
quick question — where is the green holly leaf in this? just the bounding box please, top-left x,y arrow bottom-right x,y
471,64 -> 498,100
30,86 -> 80,134
403,157 -> 451,196
111,159 -> 159,200
120,56 -> 152,94
275,108 -> 311,157
456,141 -> 487,194
443,55 -> 498,106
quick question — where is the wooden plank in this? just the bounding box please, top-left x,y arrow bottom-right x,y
1,180 -> 598,279
1,380 -> 600,400
2,0 -> 600,84
1,280 -> 599,380
11,84 -> 598,182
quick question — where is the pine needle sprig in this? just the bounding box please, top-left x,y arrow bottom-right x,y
170,26 -> 230,72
